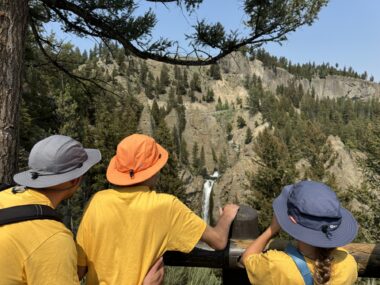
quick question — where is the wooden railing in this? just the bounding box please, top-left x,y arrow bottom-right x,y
164,205 -> 380,284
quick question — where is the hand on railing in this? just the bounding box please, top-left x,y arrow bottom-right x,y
219,204 -> 240,221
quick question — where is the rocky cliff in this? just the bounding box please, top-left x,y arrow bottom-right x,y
126,53 -> 378,217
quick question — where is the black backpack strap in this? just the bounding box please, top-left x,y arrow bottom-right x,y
0,204 -> 62,226
0,183 -> 13,191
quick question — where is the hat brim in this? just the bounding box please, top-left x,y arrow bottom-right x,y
13,149 -> 101,188
106,143 -> 169,186
273,185 -> 358,248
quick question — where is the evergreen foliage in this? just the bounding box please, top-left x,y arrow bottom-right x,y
245,127 -> 253,144
190,72 -> 202,92
236,116 -> 246,129
251,48 -> 373,81
154,119 -> 185,202
245,73 -> 380,238
203,89 -> 215,102
18,31 -> 380,263
215,97 -> 229,111
217,150 -> 228,174
192,142 -> 200,171
226,122 -> 233,141
209,64 -> 222,80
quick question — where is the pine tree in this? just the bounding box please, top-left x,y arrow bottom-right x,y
204,89 -> 215,103
226,122 -> 233,140
211,147 -> 218,163
180,139 -> 189,165
145,71 -> 155,99
160,65 -> 170,90
199,146 -> 207,176
245,127 -> 253,144
218,150 -> 228,173
209,64 -> 222,80
190,72 -> 202,92
247,129 -> 297,229
154,119 -> 185,202
237,116 -> 246,129
151,99 -> 161,126
167,87 -> 177,112
192,142 -> 200,171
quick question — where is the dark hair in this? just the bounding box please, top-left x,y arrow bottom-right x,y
314,247 -> 335,284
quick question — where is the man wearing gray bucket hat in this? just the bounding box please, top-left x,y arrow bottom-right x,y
242,180 -> 359,285
0,135 -> 101,285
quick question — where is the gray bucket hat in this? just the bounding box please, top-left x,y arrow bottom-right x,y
273,180 -> 358,248
14,135 -> 101,188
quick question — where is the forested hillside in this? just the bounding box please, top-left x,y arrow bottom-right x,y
20,35 -> 379,284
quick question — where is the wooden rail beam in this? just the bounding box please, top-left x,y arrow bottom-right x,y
164,205 -> 380,279
164,240 -> 380,278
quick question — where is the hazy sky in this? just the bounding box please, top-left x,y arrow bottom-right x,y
46,0 -> 380,81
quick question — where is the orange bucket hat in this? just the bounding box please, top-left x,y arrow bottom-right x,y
106,134 -> 169,186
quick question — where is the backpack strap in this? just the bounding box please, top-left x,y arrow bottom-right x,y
285,244 -> 314,285
0,183 -> 12,191
0,204 -> 62,226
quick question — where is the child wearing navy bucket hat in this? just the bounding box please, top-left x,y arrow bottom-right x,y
242,180 -> 359,285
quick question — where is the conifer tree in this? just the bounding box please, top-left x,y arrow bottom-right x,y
226,122 -> 233,140
237,116 -> 246,129
151,99 -> 161,126
211,147 -> 218,163
209,64 -> 222,80
167,87 -> 177,112
154,119 -> 185,202
204,89 -> 215,103
145,71 -> 156,99
192,142 -> 200,171
200,146 -> 207,176
190,72 -> 202,92
218,150 -> 228,174
248,129 -> 297,229
180,139 -> 189,165
160,65 -> 171,90
245,127 -> 253,144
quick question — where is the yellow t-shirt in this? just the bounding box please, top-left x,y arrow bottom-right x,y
76,186 -> 207,285
244,248 -> 358,285
0,188 -> 79,285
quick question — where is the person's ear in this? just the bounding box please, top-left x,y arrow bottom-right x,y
71,176 -> 82,186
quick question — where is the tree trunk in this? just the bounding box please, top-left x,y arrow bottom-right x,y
0,0 -> 28,183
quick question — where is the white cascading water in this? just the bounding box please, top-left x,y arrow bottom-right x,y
202,171 -> 219,223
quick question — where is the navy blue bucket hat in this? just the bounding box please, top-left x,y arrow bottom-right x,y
273,181 -> 358,248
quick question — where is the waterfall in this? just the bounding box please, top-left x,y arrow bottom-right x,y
202,171 -> 219,223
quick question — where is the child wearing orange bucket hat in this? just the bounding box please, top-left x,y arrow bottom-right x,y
76,134 -> 239,285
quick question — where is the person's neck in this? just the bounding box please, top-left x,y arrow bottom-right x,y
37,189 -> 65,208
297,241 -> 318,260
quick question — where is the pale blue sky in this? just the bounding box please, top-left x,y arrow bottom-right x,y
46,0 -> 380,81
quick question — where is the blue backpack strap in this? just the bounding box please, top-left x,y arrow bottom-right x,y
285,244 -> 314,285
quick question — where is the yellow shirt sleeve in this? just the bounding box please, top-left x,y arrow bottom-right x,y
24,232 -> 80,285
244,252 -> 274,285
167,197 -> 207,253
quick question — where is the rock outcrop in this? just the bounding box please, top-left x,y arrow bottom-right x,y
130,53 -> 377,220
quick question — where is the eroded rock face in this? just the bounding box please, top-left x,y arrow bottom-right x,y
127,54 -> 376,222
210,156 -> 259,225
248,58 -> 380,100
325,135 -> 365,189
219,52 -> 251,75
181,170 -> 204,216
137,105 -> 153,135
